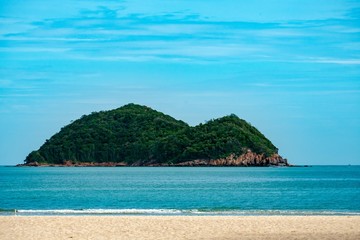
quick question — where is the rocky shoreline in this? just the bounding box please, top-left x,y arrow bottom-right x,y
18,150 -> 289,167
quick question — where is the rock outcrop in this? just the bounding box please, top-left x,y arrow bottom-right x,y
173,150 -> 288,167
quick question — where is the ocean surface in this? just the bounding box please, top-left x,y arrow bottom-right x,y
0,166 -> 359,216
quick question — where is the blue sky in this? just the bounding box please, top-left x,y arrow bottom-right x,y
1,0 -> 359,165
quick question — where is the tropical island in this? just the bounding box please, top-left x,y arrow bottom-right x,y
21,103 -> 288,167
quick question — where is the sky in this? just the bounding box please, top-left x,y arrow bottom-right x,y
1,0 -> 359,165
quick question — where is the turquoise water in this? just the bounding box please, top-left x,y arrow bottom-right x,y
0,166 -> 359,215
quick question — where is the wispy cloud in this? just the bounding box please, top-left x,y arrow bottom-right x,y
0,47 -> 71,53
307,58 -> 360,65
0,1 -> 359,65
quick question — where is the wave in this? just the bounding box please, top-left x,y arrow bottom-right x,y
2,208 -> 359,216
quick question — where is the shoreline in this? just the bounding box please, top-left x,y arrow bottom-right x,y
21,150 -> 289,167
16,164 -> 295,167
1,208 -> 359,216
1,216 -> 359,240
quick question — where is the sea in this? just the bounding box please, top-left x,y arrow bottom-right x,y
0,166 -> 359,216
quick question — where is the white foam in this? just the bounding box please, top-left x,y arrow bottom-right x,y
15,209 -> 360,216
17,209 -> 183,215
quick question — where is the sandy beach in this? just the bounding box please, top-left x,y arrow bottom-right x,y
1,216 -> 359,240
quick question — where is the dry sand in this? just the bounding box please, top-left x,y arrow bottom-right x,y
1,216 -> 359,240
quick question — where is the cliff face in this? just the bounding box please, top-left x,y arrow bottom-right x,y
22,103 -> 289,167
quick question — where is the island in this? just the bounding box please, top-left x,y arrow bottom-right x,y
20,103 -> 289,167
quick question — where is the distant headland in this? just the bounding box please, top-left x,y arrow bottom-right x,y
19,103 -> 289,167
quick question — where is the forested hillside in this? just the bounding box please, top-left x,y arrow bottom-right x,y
24,104 -> 285,166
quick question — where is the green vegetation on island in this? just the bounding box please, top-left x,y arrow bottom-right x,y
24,104 -> 287,166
